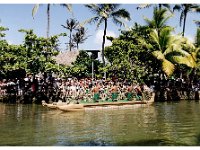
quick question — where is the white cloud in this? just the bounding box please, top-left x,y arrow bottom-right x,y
94,30 -> 116,48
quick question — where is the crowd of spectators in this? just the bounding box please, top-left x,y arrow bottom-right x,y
0,75 -> 153,103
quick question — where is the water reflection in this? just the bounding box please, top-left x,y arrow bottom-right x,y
0,101 -> 200,146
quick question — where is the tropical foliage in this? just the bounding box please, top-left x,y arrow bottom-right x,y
32,4 -> 72,37
68,50 -> 101,78
137,4 -> 172,11
62,19 -> 89,50
61,18 -> 79,51
104,6 -> 200,90
173,4 -> 200,36
84,4 -> 131,77
104,24 -> 152,82
72,27 -> 89,49
0,4 -> 199,95
0,27 -> 62,79
143,27 -> 197,76
144,7 -> 172,34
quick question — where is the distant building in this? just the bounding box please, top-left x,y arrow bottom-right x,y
53,50 -> 79,66
53,50 -> 100,66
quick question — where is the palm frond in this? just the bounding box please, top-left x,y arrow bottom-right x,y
162,4 -> 171,9
190,5 -> 200,12
152,50 -> 165,60
162,59 -> 175,76
96,17 -> 105,29
159,27 -> 173,51
80,16 -> 99,26
160,14 -> 173,28
150,29 -> 161,50
61,24 -> 67,29
181,37 -> 195,50
172,55 -> 196,68
137,38 -> 153,50
100,4 -> 120,12
62,18 -> 79,31
143,16 -> 153,27
111,9 -> 131,21
172,48 -> 191,57
112,17 -> 125,27
145,8 -> 171,30
85,4 -> 100,15
173,4 -> 182,12
109,4 -> 120,11
136,4 -> 152,9
155,8 -> 170,29
191,52 -> 197,61
186,55 -> 196,68
164,43 -> 182,55
60,4 -> 73,13
32,4 -> 40,19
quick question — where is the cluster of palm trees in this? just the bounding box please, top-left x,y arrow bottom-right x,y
61,18 -> 88,51
139,7 -> 198,77
32,4 -> 72,38
31,4 -> 200,80
137,4 -> 200,37
32,4 -> 131,77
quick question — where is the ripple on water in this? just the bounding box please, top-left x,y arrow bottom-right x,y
1,101 -> 200,146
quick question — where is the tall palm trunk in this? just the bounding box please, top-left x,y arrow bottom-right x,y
158,4 -> 162,10
47,4 -> 50,38
182,11 -> 187,37
102,19 -> 107,78
69,29 -> 72,51
76,43 -> 79,50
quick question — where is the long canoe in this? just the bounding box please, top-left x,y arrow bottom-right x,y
42,93 -> 155,112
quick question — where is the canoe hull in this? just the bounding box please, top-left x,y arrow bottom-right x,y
43,93 -> 155,112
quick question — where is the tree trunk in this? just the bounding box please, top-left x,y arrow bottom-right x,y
69,29 -> 72,51
182,11 -> 187,37
158,4 -> 162,10
102,19 -> 107,78
47,4 -> 50,38
77,43 -> 79,50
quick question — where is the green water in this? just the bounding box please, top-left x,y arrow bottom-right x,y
1,101 -> 200,146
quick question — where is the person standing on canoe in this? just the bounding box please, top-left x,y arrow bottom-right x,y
110,82 -> 119,101
134,84 -> 143,100
126,83 -> 134,101
92,82 -> 101,102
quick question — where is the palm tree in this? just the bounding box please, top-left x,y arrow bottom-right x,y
137,4 -> 172,12
61,18 -> 79,51
193,28 -> 200,71
195,28 -> 200,47
32,4 -> 72,38
141,27 -> 197,76
142,7 -> 196,76
173,4 -> 200,37
144,7 -> 172,35
72,27 -> 89,49
85,4 -> 131,77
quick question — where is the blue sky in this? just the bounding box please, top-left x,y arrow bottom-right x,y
0,3 -> 199,51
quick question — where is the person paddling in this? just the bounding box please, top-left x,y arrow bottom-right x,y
110,82 -> 119,101
92,83 -> 101,102
126,83 -> 134,101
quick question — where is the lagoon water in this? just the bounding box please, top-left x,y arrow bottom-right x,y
1,101 -> 200,146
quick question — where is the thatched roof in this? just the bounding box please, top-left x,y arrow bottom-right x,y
53,50 -> 79,66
